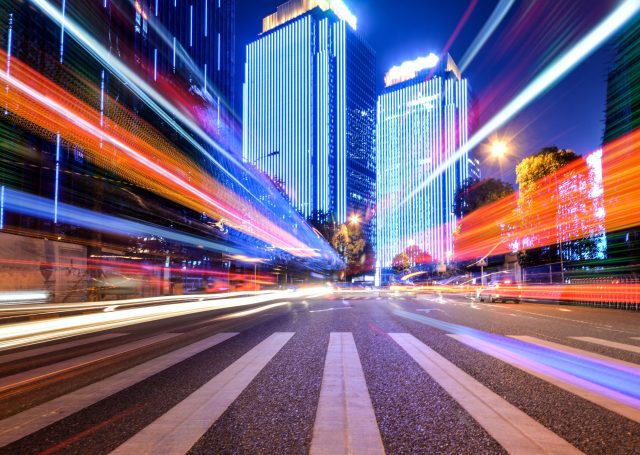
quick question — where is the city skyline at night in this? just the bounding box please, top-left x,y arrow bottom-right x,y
1,2 -> 640,454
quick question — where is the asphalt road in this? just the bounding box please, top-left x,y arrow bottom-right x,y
0,290 -> 639,454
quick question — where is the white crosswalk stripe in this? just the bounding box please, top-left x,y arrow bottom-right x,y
569,336 -> 640,355
391,333 -> 582,455
0,333 -> 180,393
0,332 -> 238,447
0,333 -> 128,364
7,329 -> 638,454
516,336 -> 640,370
450,334 -> 640,423
110,332 -> 294,455
310,332 -> 385,455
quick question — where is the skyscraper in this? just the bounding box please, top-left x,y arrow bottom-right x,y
376,53 -> 472,277
602,17 -> 640,268
242,0 -> 376,239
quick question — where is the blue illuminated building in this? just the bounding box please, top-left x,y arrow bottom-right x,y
133,0 -> 236,124
243,0 -> 376,239
377,53 -> 474,276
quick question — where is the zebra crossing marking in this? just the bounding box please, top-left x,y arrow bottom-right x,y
0,332 -> 238,447
515,336 -> 640,371
0,333 -> 180,394
310,332 -> 385,455
570,336 -> 640,355
392,333 -> 582,455
450,334 -> 640,423
0,333 -> 127,364
110,332 -> 294,455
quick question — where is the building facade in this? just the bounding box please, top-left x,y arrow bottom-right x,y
602,17 -> 640,269
242,0 -> 376,240
376,54 -> 473,275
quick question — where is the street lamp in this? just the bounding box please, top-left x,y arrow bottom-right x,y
349,213 -> 360,225
490,140 -> 508,159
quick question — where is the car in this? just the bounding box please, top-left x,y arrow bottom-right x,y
478,280 -> 522,303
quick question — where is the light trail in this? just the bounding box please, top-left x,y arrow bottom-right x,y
459,0 -> 516,72
1,188 -> 246,256
0,290 -> 277,312
394,309 -> 640,406
0,53 -> 320,258
402,0 -> 640,207
29,0 -> 251,197
0,288 -> 331,351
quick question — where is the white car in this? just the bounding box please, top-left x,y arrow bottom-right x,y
478,280 -> 522,303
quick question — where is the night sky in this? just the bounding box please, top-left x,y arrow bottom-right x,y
234,0 -> 614,183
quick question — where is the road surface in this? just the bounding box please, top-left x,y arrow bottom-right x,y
0,289 -> 638,454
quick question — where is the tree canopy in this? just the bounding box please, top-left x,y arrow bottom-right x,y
453,177 -> 514,218
331,222 -> 366,276
515,146 -> 578,189
513,146 -> 580,269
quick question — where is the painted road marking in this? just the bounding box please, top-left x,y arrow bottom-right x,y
514,336 -> 640,373
391,333 -> 581,455
0,333 -> 127,365
450,334 -> 640,423
0,333 -> 181,393
569,337 -> 640,355
110,332 -> 294,455
310,332 -> 385,455
0,332 -> 237,447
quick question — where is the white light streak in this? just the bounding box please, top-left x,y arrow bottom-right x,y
0,289 -> 330,350
459,0 -> 515,72
402,0 -> 640,207
54,133 -> 61,223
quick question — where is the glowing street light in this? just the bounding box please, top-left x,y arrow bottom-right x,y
349,214 -> 361,225
490,140 -> 508,159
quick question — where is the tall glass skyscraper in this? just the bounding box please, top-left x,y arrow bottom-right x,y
376,53 -> 472,275
243,0 -> 376,238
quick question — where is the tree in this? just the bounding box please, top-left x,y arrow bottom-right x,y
453,177 -> 514,218
392,252 -> 410,274
331,222 -> 366,277
514,146 -> 579,269
405,245 -> 433,267
308,210 -> 337,243
515,147 -> 578,188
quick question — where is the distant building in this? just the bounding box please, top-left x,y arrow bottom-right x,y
242,0 -> 376,242
376,53 -> 475,276
602,17 -> 640,269
556,149 -> 607,262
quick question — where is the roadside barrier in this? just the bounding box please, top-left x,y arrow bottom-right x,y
567,277 -> 640,310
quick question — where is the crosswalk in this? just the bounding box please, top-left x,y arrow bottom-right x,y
0,329 -> 639,454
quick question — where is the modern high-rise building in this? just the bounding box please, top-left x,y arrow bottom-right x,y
602,16 -> 640,268
376,53 -> 474,276
128,0 -> 236,132
242,0 -> 376,239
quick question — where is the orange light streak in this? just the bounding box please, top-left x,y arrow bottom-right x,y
0,51 -> 317,257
